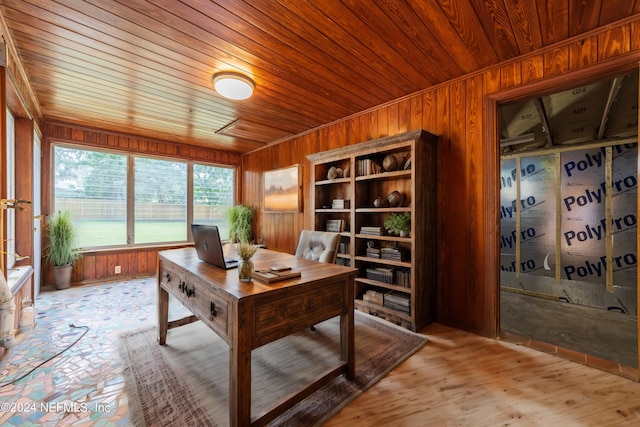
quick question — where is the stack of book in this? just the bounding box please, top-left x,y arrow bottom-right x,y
365,246 -> 380,258
356,158 -> 381,176
331,199 -> 350,209
395,268 -> 411,287
366,266 -> 395,284
363,289 -> 384,306
253,269 -> 301,284
381,247 -> 407,261
360,226 -> 382,235
326,219 -> 345,232
384,291 -> 411,313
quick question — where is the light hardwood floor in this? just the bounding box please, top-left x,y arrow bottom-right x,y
325,323 -> 640,426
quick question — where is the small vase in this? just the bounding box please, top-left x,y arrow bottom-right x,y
238,257 -> 254,282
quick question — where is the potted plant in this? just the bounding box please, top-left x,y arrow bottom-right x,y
396,212 -> 411,237
45,210 -> 81,290
227,204 -> 254,243
237,241 -> 258,282
384,212 -> 411,237
384,214 -> 399,235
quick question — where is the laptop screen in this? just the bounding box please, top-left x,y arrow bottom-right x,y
191,224 -> 238,269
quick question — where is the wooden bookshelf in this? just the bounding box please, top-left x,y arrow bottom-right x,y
308,129 -> 438,331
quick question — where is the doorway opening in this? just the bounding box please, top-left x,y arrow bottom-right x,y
498,71 -> 638,369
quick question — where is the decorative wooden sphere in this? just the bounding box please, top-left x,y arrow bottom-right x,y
383,154 -> 398,171
373,197 -> 387,208
387,191 -> 402,207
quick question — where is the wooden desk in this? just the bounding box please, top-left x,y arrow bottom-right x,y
157,247 -> 357,426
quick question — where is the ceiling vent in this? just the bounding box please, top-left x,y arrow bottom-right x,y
216,119 -> 292,144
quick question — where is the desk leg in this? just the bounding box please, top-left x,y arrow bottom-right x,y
229,304 -> 252,426
341,275 -> 356,379
157,282 -> 169,345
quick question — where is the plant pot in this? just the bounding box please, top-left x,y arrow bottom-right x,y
53,263 -> 73,290
238,258 -> 254,282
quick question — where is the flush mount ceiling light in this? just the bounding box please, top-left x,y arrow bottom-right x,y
212,72 -> 255,100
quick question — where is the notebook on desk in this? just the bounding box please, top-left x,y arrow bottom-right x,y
191,224 -> 238,269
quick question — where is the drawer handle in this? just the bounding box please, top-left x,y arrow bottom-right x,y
179,280 -> 186,293
165,272 -> 171,282
186,287 -> 195,298
210,302 -> 217,317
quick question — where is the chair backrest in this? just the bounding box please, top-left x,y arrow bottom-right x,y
294,230 -> 340,264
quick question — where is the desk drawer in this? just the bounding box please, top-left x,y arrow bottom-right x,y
160,264 -> 230,340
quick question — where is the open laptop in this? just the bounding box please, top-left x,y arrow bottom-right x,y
191,224 -> 238,269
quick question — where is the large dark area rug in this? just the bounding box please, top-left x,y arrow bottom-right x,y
119,311 -> 427,426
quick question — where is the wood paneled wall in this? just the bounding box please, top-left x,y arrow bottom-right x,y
242,18 -> 640,337
40,123 -> 242,287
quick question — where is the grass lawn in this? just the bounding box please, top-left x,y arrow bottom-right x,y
75,220 -> 228,248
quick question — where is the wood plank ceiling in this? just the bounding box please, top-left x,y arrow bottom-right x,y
0,0 -> 638,153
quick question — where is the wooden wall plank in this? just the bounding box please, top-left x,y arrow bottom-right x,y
521,54 -> 544,83
483,66 -> 502,334
598,24 -> 631,60
633,21 -> 640,51
569,35 -> 598,69
465,74 -> 485,330
435,84 -> 451,323
500,61 -> 521,89
543,46 -> 569,76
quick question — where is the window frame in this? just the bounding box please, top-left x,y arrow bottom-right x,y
50,142 -> 238,250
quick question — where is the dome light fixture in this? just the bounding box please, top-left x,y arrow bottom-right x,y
212,72 -> 255,100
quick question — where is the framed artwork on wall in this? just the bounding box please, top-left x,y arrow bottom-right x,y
264,164 -> 301,212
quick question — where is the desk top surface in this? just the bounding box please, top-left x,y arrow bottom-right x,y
159,246 -> 357,299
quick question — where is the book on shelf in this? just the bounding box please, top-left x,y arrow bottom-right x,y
365,247 -> 380,258
383,291 -> 411,313
253,269 -> 301,284
331,199 -> 350,209
366,266 -> 395,284
360,226 -> 382,235
395,268 -> 411,287
403,156 -> 412,170
363,289 -> 384,306
326,219 -> 345,232
356,158 -> 381,176
380,247 -> 408,261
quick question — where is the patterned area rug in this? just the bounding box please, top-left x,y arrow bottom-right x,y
119,311 -> 428,426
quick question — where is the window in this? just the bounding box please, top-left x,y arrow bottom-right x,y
193,163 -> 234,235
52,144 -> 235,249
134,157 -> 187,244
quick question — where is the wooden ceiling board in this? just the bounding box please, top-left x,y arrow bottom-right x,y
569,0 -> 601,37
411,0 -> 499,70
165,0 -> 387,109
228,0 -> 410,99
339,0 -> 461,80
0,0 -> 638,153
591,0 -> 640,30
253,0 -> 413,96
501,0 -> 544,54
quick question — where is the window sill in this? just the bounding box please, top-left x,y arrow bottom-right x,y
7,265 -> 33,294
78,243 -> 194,256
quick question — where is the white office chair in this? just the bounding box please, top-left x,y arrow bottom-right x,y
294,230 -> 340,264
